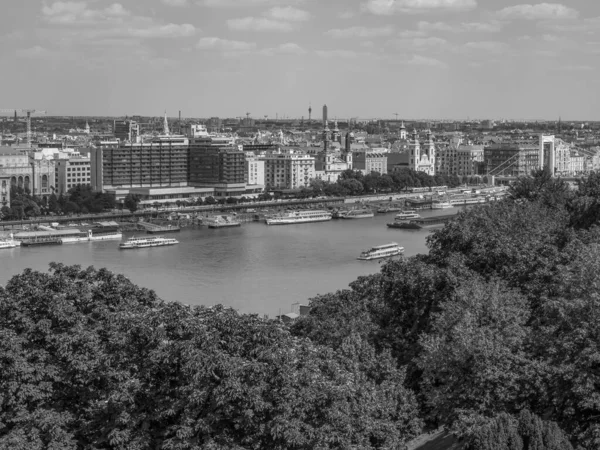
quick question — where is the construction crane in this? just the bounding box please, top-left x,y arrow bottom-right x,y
0,109 -> 47,146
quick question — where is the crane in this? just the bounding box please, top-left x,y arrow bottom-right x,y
0,109 -> 47,146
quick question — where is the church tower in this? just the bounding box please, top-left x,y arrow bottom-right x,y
343,131 -> 354,170
332,121 -> 341,144
410,129 -> 420,171
426,129 -> 435,173
323,120 -> 330,153
163,111 -> 170,135
399,121 -> 406,140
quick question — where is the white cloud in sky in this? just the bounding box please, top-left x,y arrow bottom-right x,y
406,55 -> 447,67
199,0 -> 306,7
264,6 -> 310,21
362,0 -> 477,15
227,16 -> 293,31
197,37 -> 257,51
259,42 -> 307,55
326,26 -> 395,39
418,20 -> 503,33
161,0 -> 189,6
497,3 -> 578,20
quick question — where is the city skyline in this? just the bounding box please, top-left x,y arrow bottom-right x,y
1,0 -> 599,119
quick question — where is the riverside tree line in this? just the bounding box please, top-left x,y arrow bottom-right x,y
3,169 -> 598,449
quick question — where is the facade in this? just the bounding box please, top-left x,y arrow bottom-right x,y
0,175 -> 9,208
54,156 -> 92,194
484,142 -> 540,177
570,152 -> 585,175
188,138 -> 247,196
456,145 -> 484,177
0,148 -> 55,197
353,152 -> 388,175
90,137 -> 189,191
262,152 -> 315,190
408,130 -> 436,175
113,120 -> 140,143
554,138 -> 571,175
245,156 -> 265,187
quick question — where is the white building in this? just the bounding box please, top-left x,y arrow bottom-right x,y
245,155 -> 265,187
0,147 -> 55,197
261,151 -> 315,190
54,156 -> 92,194
408,129 -> 435,175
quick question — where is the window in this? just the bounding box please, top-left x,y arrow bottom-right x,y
42,175 -> 48,189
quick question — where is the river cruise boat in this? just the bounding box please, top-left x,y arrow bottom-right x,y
431,201 -> 452,209
357,242 -> 405,260
395,210 -> 422,220
341,209 -> 375,219
119,236 -> 179,249
387,221 -> 421,230
205,215 -> 241,228
0,235 -> 19,249
266,210 -> 332,225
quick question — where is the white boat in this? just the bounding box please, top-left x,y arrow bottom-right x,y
266,210 -> 332,225
205,215 -> 241,228
395,210 -> 422,220
341,209 -> 375,219
357,242 -> 405,260
119,236 -> 179,249
431,201 -> 452,209
0,234 -> 19,249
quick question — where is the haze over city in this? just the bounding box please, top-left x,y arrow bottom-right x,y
1,0 -> 599,119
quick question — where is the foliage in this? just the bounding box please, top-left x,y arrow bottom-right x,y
66,184 -> 115,214
0,264 -> 422,449
123,193 -> 141,213
463,410 -> 573,450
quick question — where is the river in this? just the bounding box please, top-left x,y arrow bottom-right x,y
0,208 -> 458,316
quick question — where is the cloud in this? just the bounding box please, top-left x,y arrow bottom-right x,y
325,26 -> 395,39
463,41 -> 509,52
196,37 -> 257,51
16,46 -> 51,59
42,1 -> 131,25
406,55 -> 447,67
497,3 -> 578,20
227,16 -> 292,31
259,42 -> 307,55
388,36 -> 448,50
199,0 -> 306,6
338,11 -> 357,19
362,0 -> 477,15
161,0 -> 189,5
315,49 -> 360,58
129,24 -> 196,38
264,6 -> 309,21
418,20 -> 503,33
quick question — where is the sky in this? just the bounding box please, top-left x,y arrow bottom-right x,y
0,0 -> 599,120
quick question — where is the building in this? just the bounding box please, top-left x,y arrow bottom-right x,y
245,155 -> 265,187
54,156 -> 92,194
90,136 -> 189,192
456,145 -> 484,177
554,138 -> 571,176
0,147 -> 55,197
353,152 -> 388,175
484,142 -> 540,177
408,130 -> 436,175
0,175 -> 10,208
570,151 -> 585,175
113,120 -> 140,143
262,152 -> 315,190
188,137 -> 247,197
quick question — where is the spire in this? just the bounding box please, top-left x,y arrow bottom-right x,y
163,111 -> 170,135
400,121 -> 405,129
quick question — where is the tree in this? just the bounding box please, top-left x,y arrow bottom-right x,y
204,196 -> 216,205
124,193 -> 141,213
0,264 -> 422,449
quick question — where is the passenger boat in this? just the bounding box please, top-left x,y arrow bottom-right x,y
88,226 -> 123,241
266,210 -> 332,225
431,201 -> 452,209
357,242 -> 405,260
205,215 -> 242,228
0,234 -> 19,249
395,210 -> 422,220
340,208 -> 375,219
119,236 -> 179,249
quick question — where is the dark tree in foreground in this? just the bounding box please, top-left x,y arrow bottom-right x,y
0,264 -> 421,449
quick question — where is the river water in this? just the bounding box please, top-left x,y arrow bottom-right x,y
0,208 -> 458,316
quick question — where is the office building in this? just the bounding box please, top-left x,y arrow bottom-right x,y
353,152 -> 388,175
90,136 -> 189,192
54,156 -> 92,194
188,137 -> 247,196
245,156 -> 265,187
113,120 -> 140,143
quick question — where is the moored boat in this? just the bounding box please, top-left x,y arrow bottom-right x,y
206,215 -> 242,228
357,242 -> 404,260
431,201 -> 452,209
0,234 -> 19,249
387,220 -> 422,230
266,210 -> 332,225
395,210 -> 422,220
119,236 -> 179,249
340,208 -> 375,219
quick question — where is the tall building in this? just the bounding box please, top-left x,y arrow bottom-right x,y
163,111 -> 170,135
322,104 -> 328,125
308,104 -> 312,122
90,136 -> 189,192
54,156 -> 92,194
188,137 -> 247,196
245,156 -> 265,187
